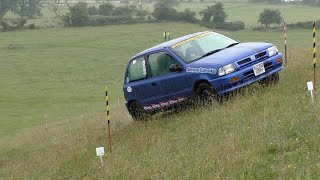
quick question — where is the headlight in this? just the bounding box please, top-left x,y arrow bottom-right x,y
218,63 -> 237,76
267,46 -> 278,57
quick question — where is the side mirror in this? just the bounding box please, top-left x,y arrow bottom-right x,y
169,64 -> 183,72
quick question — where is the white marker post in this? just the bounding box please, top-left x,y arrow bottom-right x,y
44,113 -> 48,132
96,147 -> 105,166
307,81 -> 314,103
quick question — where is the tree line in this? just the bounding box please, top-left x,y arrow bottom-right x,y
0,0 -> 43,21
0,0 -> 309,32
60,1 -> 246,31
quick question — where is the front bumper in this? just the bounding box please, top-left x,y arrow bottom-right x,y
210,53 -> 283,95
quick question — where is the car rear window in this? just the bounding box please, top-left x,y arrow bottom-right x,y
127,56 -> 147,82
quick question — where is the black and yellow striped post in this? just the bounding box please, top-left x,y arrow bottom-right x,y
105,86 -> 112,154
283,21 -> 287,66
313,22 -> 317,93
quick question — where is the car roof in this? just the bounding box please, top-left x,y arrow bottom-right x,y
131,31 -> 211,59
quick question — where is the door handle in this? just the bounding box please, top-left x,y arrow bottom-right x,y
151,82 -> 157,86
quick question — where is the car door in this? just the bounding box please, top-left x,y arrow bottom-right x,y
146,51 -> 193,105
124,56 -> 162,106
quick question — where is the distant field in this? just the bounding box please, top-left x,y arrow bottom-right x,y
179,2 -> 320,27
3,2 -> 320,28
1,22 -> 320,178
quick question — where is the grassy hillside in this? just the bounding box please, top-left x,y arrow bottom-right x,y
1,22 -> 320,178
0,23 -> 315,137
0,23 -> 208,137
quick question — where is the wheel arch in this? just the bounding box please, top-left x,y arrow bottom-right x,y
193,79 -> 216,93
127,100 -> 139,107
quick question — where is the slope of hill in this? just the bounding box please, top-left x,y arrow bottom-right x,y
1,23 -> 319,178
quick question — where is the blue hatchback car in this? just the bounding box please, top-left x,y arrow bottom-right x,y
123,31 -> 283,119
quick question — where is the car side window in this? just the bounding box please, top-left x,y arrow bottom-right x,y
127,56 -> 147,82
148,52 -> 178,77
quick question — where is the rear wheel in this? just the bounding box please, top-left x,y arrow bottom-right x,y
259,72 -> 279,87
196,83 -> 216,106
128,101 -> 148,121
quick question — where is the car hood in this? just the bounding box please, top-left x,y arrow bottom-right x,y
190,42 -> 273,66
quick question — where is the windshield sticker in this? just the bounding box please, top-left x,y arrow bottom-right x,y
186,67 -> 217,74
168,99 -> 178,104
160,102 -> 170,107
132,60 -> 136,65
143,97 -> 187,111
171,32 -> 213,49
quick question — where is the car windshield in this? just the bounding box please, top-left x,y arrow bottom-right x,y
170,32 -> 238,63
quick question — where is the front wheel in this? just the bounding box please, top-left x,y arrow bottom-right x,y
128,101 -> 149,121
196,83 -> 216,106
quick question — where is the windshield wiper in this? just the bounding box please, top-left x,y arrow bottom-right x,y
225,42 -> 240,48
196,48 -> 224,60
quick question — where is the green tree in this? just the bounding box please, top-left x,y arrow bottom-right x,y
211,2 -> 226,24
199,2 -> 227,24
133,0 -> 143,11
112,5 -> 136,16
48,0 -> 62,17
152,1 -> 178,21
178,8 -> 197,23
69,2 -> 88,26
98,3 -> 114,16
258,9 -> 282,28
15,0 -> 43,18
88,6 -> 98,16
0,0 -> 17,21
199,6 -> 213,22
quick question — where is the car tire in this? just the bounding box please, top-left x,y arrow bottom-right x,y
196,83 -> 216,106
128,101 -> 148,121
259,72 -> 279,87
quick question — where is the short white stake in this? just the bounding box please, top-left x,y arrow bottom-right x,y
100,155 -> 103,166
96,147 -> 105,167
307,81 -> 315,103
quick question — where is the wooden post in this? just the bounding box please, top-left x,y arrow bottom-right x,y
44,113 -> 48,132
284,22 -> 287,66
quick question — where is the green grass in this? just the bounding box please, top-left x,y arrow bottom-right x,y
0,23 -> 208,137
1,22 -> 320,178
